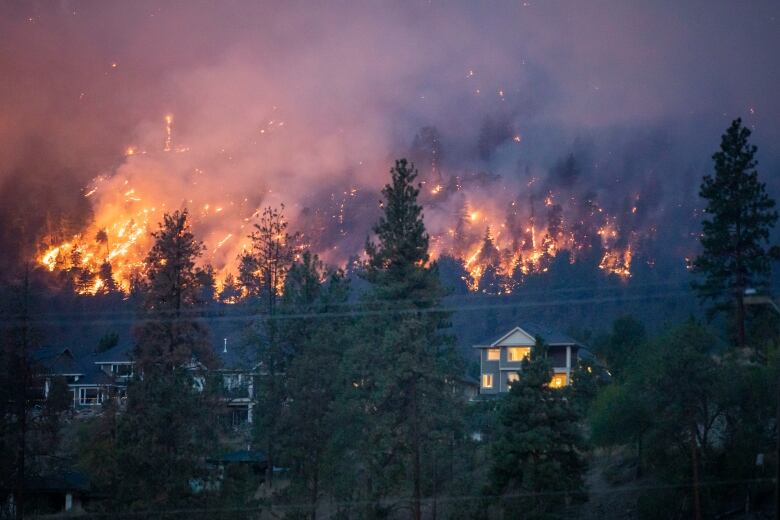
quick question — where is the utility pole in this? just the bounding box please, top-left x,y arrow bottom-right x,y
744,289 -> 780,520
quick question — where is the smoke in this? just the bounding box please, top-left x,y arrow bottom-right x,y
1,0 -> 778,279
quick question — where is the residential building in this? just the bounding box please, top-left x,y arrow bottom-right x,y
33,337 -> 257,423
33,346 -> 129,408
475,325 -> 586,395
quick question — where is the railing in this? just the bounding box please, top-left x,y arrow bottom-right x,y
222,385 -> 252,399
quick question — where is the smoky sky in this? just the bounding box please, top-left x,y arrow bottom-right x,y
1,0 -> 778,272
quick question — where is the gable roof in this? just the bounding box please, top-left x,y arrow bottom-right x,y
32,347 -> 84,375
489,327 -> 536,347
520,323 -> 582,346
209,322 -> 259,371
92,342 -> 134,364
474,324 -> 584,349
73,358 -> 119,386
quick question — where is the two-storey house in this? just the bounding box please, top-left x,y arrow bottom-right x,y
33,346 -> 130,408
475,325 -> 585,395
33,336 -> 258,423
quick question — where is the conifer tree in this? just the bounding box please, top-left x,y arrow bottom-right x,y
346,159 -> 462,520
0,265 -> 40,520
114,209 -> 218,509
692,118 -> 778,347
218,273 -> 242,304
97,261 -> 118,294
277,251 -> 351,519
489,337 -> 587,518
244,205 -> 299,489
134,209 -> 214,372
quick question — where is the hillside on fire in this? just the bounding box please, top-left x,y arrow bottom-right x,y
2,2 -> 780,519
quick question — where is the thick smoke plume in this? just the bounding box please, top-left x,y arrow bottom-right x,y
1,1 -> 778,285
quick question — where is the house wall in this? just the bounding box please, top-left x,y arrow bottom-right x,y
479,349 -> 500,395
478,342 -> 580,394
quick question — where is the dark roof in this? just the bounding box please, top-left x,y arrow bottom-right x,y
73,359 -> 117,386
208,450 -> 268,464
24,470 -> 91,493
92,342 -> 134,364
209,323 -> 258,371
521,323 -> 583,346
32,347 -> 84,375
457,374 -> 480,387
479,324 -> 585,348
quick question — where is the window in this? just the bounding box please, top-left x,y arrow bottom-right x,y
507,347 -> 531,362
231,407 -> 249,427
549,373 -> 567,388
486,348 -> 500,361
112,364 -> 132,377
78,388 -> 101,405
507,372 -> 520,385
482,374 -> 493,388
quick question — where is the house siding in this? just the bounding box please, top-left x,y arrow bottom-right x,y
475,327 -> 583,396
480,349 -> 500,395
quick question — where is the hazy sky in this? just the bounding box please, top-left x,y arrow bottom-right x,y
1,0 -> 778,268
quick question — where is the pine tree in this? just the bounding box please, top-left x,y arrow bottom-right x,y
114,209 -> 219,510
97,261 -> 118,294
477,227 -> 503,294
277,251 -> 351,519
346,158 -> 463,519
489,337 -> 587,519
134,209 -> 214,372
218,273 -> 242,304
244,205 -> 299,489
692,118 -> 778,347
95,228 -> 109,261
0,265 -> 41,520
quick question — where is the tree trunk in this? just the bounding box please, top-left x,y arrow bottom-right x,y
736,290 -> 746,349
432,448 -> 438,520
636,434 -> 643,478
310,452 -> 319,520
734,217 -> 746,348
690,424 -> 702,520
775,379 -> 780,520
412,380 -> 422,520
14,266 -> 31,520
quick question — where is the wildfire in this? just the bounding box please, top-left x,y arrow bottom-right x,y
34,113 -> 640,298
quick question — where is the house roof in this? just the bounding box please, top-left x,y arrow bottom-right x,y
72,359 -> 117,386
474,324 -> 585,349
92,342 -> 134,364
208,322 -> 259,371
24,470 -> 91,493
32,347 -> 84,375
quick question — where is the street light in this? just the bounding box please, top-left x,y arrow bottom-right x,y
744,288 -> 780,520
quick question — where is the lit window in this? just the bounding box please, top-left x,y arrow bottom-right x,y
487,348 -> 500,361
549,373 -> 567,388
482,374 -> 493,388
507,347 -> 531,362
507,372 -> 520,385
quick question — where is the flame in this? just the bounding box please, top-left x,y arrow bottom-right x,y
35,113 -> 639,297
